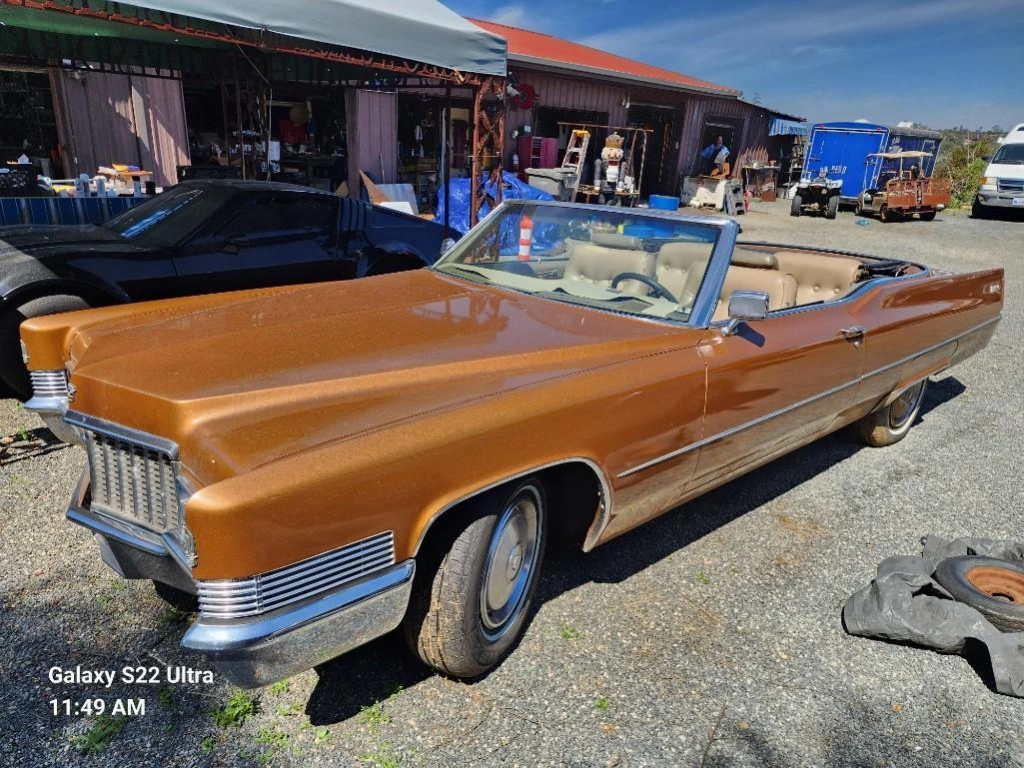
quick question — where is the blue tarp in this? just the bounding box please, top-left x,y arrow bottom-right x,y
436,172 -> 553,236
0,196 -> 146,227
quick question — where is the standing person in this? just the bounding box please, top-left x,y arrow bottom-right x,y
700,135 -> 729,175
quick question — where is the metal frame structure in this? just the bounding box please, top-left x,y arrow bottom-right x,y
1,0 -> 506,225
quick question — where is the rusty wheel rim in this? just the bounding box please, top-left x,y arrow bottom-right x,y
966,565 -> 1024,604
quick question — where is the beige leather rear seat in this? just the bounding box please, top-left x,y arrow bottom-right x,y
712,266 -> 797,321
564,241 -> 654,297
772,250 -> 863,305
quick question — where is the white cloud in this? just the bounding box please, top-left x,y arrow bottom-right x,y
581,0 -> 1018,81
489,3 -> 527,26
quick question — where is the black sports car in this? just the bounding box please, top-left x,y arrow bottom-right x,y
0,180 -> 451,399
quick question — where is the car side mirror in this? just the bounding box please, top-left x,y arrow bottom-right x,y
440,237 -> 457,256
981,155 -> 993,162
724,290 -> 769,336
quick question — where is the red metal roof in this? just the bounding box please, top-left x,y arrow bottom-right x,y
471,19 -> 739,96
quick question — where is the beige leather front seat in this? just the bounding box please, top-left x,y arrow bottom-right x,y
654,241 -> 712,307
563,241 -> 655,297
773,251 -> 862,305
713,266 -> 798,321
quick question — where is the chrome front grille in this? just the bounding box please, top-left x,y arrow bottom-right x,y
997,179 -> 1024,193
84,430 -> 181,532
197,531 -> 396,619
29,370 -> 68,399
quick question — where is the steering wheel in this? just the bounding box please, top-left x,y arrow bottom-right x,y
610,272 -> 679,304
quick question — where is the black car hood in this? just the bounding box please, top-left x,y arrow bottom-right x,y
0,224 -> 133,262
0,224 -> 149,303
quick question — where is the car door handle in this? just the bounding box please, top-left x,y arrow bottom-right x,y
840,326 -> 867,341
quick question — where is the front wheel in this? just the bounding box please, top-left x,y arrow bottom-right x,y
790,194 -> 803,217
853,379 -> 927,447
971,197 -> 988,219
825,194 -> 840,219
404,478 -> 547,678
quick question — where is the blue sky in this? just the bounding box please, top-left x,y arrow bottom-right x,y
446,0 -> 1024,130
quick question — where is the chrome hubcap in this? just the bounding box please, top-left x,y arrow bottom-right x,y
890,381 -> 925,429
480,488 -> 540,640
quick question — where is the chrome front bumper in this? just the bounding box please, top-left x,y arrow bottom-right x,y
182,562 -> 414,688
976,191 -> 1024,209
67,472 -> 415,688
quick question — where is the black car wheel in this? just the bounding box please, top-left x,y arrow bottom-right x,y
825,195 -> 840,219
933,556 -> 1024,632
0,294 -> 90,400
790,194 -> 803,217
404,478 -> 547,678
971,197 -> 988,219
918,210 -> 937,222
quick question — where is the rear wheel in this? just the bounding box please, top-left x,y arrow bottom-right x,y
790,194 -> 803,217
825,194 -> 840,219
403,478 -> 547,678
0,294 -> 90,400
879,204 -> 899,223
853,379 -> 927,447
918,210 -> 937,222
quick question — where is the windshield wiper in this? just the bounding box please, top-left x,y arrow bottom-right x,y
438,265 -> 492,282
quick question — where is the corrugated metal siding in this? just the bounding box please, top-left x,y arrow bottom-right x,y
55,69 -> 188,187
135,77 -> 190,188
347,89 -> 398,190
505,68 -> 629,157
675,97 -> 774,180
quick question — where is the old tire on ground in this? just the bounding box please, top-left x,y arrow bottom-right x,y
933,556 -> 1024,632
153,580 -> 199,613
0,294 -> 90,400
919,210 -> 937,222
853,379 -> 927,447
825,194 -> 840,219
403,478 -> 547,678
790,194 -> 802,217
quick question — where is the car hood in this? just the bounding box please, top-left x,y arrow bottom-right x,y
985,162 -> 1024,180
0,224 -> 130,259
64,270 -> 691,482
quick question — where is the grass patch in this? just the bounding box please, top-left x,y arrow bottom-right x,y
361,742 -> 402,767
211,689 -> 257,728
359,700 -> 390,733
70,715 -> 130,755
560,624 -> 580,640
268,679 -> 290,695
696,569 -> 710,585
593,696 -> 611,711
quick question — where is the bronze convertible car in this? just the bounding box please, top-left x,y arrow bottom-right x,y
19,201 -> 1002,687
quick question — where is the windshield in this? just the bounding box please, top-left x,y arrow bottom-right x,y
433,203 -> 719,324
103,185 -> 234,248
992,143 -> 1024,165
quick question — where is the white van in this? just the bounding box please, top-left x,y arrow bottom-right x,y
973,123 -> 1024,217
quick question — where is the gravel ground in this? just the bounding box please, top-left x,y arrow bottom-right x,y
1,201 -> 1021,768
